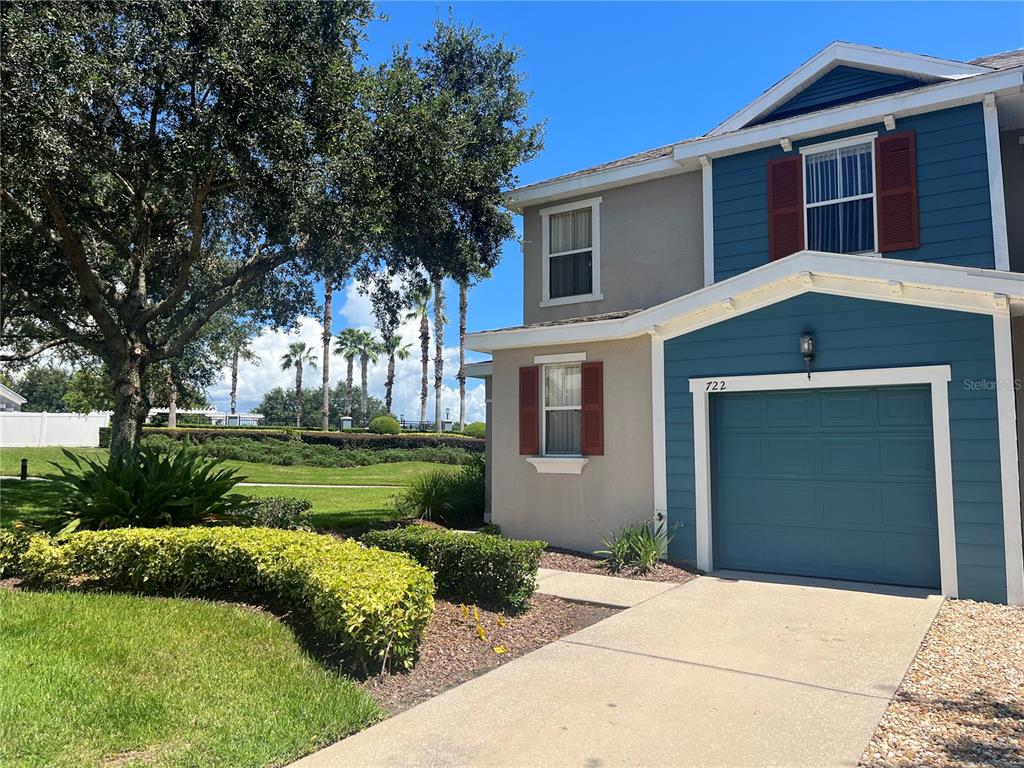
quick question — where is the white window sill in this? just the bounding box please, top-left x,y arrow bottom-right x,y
539,292 -> 603,309
526,457 -> 589,475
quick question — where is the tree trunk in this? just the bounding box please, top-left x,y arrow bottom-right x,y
321,282 -> 332,431
230,347 -> 239,415
419,312 -> 429,426
386,352 -> 396,414
433,279 -> 444,433
360,354 -> 369,424
458,279 -> 467,431
294,364 -> 303,428
167,373 -> 177,429
108,355 -> 148,460
345,357 -> 354,416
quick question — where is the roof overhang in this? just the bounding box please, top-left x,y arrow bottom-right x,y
504,66 -> 1023,213
467,253 -> 1024,353
709,42 -> 991,136
463,360 -> 493,378
0,382 -> 27,404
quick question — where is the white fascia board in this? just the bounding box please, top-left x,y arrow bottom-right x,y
0,382 -> 27,404
709,42 -> 992,137
675,68 -> 1024,163
465,252 -> 1024,353
463,360 -> 493,378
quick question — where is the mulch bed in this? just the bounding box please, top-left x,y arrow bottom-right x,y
860,599 -> 1024,768
540,546 -> 699,583
362,594 -> 616,713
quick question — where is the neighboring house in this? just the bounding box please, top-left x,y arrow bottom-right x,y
0,382 -> 26,412
467,43 -> 1024,605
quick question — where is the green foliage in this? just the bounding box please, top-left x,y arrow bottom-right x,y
362,526 -> 545,611
256,386 -> 387,429
50,442 -> 253,534
462,421 -> 486,439
595,519 -> 673,574
247,496 -> 313,530
368,415 -> 401,435
11,366 -> 70,412
18,527 -> 435,668
0,529 -> 33,577
62,364 -> 114,412
393,454 -> 486,527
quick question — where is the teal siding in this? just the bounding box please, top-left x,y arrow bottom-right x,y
713,103 -> 994,282
664,293 -> 1007,603
755,66 -> 923,125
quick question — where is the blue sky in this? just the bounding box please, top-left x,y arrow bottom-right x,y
213,2 -> 1022,417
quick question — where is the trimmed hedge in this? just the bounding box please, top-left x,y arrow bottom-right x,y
362,526 -> 545,611
368,416 -> 401,435
100,426 -> 484,453
12,527 -> 435,668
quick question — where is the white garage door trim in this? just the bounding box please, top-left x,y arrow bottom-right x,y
688,365 -> 957,598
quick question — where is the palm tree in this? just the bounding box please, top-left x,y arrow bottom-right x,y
354,330 -> 382,424
405,285 -> 432,427
456,278 -> 467,431
333,328 -> 362,417
432,278 -> 445,433
226,322 -> 260,416
280,341 -> 317,427
320,281 -> 333,431
382,334 -> 412,415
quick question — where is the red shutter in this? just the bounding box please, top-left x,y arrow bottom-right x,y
580,361 -> 604,456
519,366 -> 539,455
875,131 -> 919,252
767,156 -> 804,260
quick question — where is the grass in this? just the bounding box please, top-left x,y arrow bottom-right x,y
240,485 -> 404,532
0,589 -> 381,768
0,447 -> 433,486
0,480 -> 64,529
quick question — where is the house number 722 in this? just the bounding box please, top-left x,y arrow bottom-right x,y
705,381 -> 726,391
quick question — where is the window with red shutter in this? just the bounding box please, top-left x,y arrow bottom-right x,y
580,361 -> 604,456
519,366 -> 539,455
767,156 -> 804,260
875,131 -> 920,252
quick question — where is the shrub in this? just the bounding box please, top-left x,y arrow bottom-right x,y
247,496 -> 313,530
18,527 -> 434,668
0,529 -> 33,578
50,442 -> 253,534
395,469 -> 459,523
462,421 -> 486,439
362,526 -> 545,611
595,518 -> 672,574
367,416 -> 401,435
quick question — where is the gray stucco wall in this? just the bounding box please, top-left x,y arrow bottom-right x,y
1002,129 -> 1024,273
521,172 -> 704,326
490,336 -> 654,552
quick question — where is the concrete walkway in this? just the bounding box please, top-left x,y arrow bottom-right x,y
535,567 -> 678,608
293,572 -> 941,768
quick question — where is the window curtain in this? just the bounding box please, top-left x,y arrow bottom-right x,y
549,208 -> 594,299
549,208 -> 592,253
545,364 -> 582,454
805,144 -> 874,254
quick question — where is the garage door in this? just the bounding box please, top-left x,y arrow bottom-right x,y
711,385 -> 940,588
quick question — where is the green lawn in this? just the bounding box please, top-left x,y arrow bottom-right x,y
0,447 -> 433,486
240,485 -> 404,531
0,480 -> 64,529
0,589 -> 380,768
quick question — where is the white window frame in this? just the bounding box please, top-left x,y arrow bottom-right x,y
541,362 -> 583,457
800,132 -> 879,257
539,197 -> 603,308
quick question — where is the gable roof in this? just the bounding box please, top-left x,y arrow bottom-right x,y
971,49 -> 1024,70
0,382 -> 26,405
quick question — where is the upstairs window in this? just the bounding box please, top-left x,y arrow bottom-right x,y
540,197 -> 602,307
803,138 -> 876,254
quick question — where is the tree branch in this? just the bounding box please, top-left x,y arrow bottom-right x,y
1,189 -> 60,247
0,338 -> 72,362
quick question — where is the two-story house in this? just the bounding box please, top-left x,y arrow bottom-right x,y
466,43 -> 1024,605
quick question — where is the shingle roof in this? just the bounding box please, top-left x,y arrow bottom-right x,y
970,49 -> 1024,70
478,309 -> 640,334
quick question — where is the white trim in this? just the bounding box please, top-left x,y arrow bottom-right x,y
540,197 -> 602,308
701,156 -> 715,287
0,382 -> 27,405
467,252 -> 1024,354
526,457 -> 589,475
709,42 -> 990,137
651,334 -> 668,527
534,352 -> 586,364
688,365 -> 958,598
798,131 -> 879,155
983,93 -> 1011,272
992,313 -> 1024,604
463,361 -> 493,378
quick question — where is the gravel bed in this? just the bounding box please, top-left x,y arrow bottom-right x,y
362,594 -> 616,713
861,599 -> 1024,768
540,546 -> 698,583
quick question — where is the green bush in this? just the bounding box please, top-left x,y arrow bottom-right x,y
367,416 -> 401,435
362,526 -> 545,611
595,518 -> 672,574
50,442 -> 253,534
462,422 -> 486,439
393,454 -> 485,528
247,496 -> 313,530
0,529 -> 32,578
17,527 -> 434,668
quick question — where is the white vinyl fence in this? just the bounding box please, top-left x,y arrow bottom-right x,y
0,412 -> 111,448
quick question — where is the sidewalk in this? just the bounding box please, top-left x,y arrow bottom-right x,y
534,567 -> 678,608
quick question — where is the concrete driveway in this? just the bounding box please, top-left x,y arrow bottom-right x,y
294,572 -> 942,768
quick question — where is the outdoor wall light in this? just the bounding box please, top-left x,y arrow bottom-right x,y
800,333 -> 816,379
